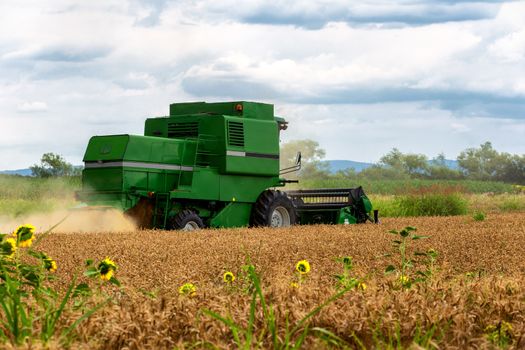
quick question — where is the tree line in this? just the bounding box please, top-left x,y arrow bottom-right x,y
280,140 -> 525,184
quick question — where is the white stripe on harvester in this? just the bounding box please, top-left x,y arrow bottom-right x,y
226,150 -> 246,157
84,161 -> 193,171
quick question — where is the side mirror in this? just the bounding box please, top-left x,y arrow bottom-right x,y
295,152 -> 302,165
279,151 -> 302,175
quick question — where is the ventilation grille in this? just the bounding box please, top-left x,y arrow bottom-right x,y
167,122 -> 199,138
227,121 -> 245,147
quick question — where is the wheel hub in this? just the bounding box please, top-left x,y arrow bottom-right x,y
271,206 -> 291,227
183,221 -> 200,231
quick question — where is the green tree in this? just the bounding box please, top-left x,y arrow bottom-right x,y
496,153 -> 525,184
456,142 -> 525,183
432,153 -> 447,167
379,148 -> 404,171
30,153 -> 76,177
402,153 -> 429,176
280,139 -> 329,179
428,153 -> 463,180
379,148 -> 428,176
457,142 -> 504,180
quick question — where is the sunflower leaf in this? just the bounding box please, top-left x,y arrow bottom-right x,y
385,265 -> 396,274
83,267 -> 99,277
109,277 -> 121,287
412,235 -> 429,240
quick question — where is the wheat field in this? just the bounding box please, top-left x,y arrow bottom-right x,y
8,212 -> 519,349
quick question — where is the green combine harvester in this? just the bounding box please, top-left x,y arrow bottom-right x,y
77,101 -> 377,230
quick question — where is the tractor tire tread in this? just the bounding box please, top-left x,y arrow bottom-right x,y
251,190 -> 296,227
171,209 -> 204,230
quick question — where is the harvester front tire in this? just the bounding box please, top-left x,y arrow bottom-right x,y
251,190 -> 296,228
172,210 -> 204,231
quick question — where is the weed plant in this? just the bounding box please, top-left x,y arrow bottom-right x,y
485,321 -> 513,348
203,260 -> 354,349
0,221 -> 119,346
384,226 -> 439,289
333,256 -> 366,290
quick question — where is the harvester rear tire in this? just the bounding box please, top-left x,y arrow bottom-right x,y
171,210 -> 204,231
251,190 -> 296,228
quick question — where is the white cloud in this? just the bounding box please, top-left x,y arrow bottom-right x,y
16,101 -> 48,113
0,0 -> 523,170
488,29 -> 525,62
158,0 -> 503,27
450,122 -> 470,133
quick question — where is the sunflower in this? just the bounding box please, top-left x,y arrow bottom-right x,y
357,282 -> 367,291
97,257 -> 117,281
0,237 -> 17,258
43,256 -> 57,273
399,275 -> 410,285
223,271 -> 235,284
179,283 -> 197,297
295,260 -> 311,274
13,224 -> 35,248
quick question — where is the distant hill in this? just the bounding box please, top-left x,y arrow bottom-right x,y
325,159 -> 459,173
0,165 -> 84,177
0,168 -> 33,176
324,160 -> 374,173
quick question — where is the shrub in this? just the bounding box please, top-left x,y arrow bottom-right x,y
473,212 -> 486,221
394,185 -> 467,217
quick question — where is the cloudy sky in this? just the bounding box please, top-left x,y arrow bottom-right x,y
1,0 -> 524,169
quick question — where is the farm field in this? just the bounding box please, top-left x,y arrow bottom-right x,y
6,212 -> 523,349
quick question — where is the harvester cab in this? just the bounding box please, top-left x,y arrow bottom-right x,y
77,101 -> 376,230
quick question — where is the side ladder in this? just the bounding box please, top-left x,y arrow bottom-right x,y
153,192 -> 170,229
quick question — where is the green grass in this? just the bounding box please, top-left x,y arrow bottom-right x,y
371,193 -> 525,217
498,196 -> 525,212
0,175 -> 80,199
467,193 -> 525,214
367,196 -> 400,217
395,193 -> 467,217
0,175 -> 80,217
369,193 -> 467,217
0,198 -> 77,218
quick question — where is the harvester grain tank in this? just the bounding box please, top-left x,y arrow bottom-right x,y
77,101 -> 377,230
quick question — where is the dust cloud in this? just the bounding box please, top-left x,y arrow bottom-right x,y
0,208 -> 137,234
